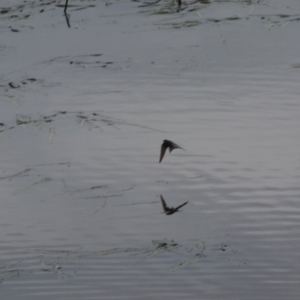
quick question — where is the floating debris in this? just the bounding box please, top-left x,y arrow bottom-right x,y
79,247 -> 141,258
68,185 -> 108,195
13,177 -> 51,195
144,239 -> 179,258
0,168 -> 31,181
0,262 -> 21,283
41,261 -> 73,280
9,82 -> 20,89
48,127 -> 56,143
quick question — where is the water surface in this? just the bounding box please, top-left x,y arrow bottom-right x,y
1,0 -> 300,299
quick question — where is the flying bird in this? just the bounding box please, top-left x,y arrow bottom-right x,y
160,195 -> 188,215
159,139 -> 185,163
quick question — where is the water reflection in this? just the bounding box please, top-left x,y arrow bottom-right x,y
160,195 -> 188,215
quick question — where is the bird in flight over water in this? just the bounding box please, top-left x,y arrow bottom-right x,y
160,195 -> 188,215
159,139 -> 185,163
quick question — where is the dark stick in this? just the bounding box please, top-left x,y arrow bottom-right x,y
177,0 -> 181,12
64,11 -> 71,28
64,0 -> 70,28
64,0 -> 69,13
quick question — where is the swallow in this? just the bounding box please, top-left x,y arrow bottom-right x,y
159,139 -> 185,163
160,195 -> 188,215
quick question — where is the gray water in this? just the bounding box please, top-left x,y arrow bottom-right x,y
1,0 -> 300,299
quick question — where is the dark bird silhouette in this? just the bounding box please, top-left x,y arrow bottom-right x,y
159,140 -> 185,163
160,195 -> 188,215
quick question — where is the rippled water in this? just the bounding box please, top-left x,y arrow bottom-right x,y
1,0 -> 300,299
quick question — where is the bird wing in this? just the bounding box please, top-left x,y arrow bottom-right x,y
159,144 -> 167,163
160,195 -> 168,212
174,201 -> 188,211
169,141 -> 185,152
